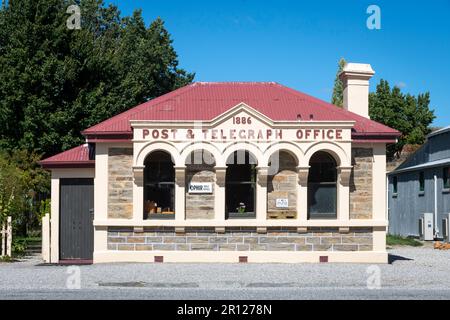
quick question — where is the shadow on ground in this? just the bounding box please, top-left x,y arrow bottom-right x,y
388,254 -> 413,264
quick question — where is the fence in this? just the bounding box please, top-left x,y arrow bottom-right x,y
1,216 -> 12,257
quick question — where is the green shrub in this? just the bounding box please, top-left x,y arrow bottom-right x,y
387,234 -> 423,247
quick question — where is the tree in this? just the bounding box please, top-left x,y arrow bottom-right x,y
0,0 -> 194,156
0,150 -> 49,235
369,79 -> 435,159
331,58 -> 346,107
0,152 -> 25,226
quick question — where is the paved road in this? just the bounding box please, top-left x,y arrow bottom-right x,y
1,246 -> 449,300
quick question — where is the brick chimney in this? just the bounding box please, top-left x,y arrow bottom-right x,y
339,63 -> 375,119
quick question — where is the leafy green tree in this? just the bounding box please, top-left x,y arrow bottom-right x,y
0,0 -> 194,156
369,79 -> 435,159
0,152 -> 25,226
331,58 -> 346,107
0,150 -> 49,234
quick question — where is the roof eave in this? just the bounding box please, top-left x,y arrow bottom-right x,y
39,161 -> 95,169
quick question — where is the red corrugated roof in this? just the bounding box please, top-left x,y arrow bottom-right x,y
82,82 -> 400,137
40,144 -> 94,168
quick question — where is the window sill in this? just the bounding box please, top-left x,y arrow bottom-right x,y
443,188 -> 450,194
418,191 -> 425,197
94,219 -> 389,228
146,213 -> 175,220
308,217 -> 338,220
227,212 -> 256,219
392,193 -> 398,198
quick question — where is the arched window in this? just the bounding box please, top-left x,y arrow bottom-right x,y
144,151 -> 175,219
308,151 -> 337,219
226,151 -> 257,219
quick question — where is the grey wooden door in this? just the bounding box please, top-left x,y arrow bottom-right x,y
59,178 -> 94,260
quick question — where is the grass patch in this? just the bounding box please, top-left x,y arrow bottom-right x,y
0,255 -> 16,263
387,234 -> 423,247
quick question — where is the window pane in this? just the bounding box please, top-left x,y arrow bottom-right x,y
419,172 -> 425,192
144,151 -> 175,219
225,151 -> 257,218
145,184 -> 175,212
226,164 -> 256,182
308,152 -> 337,219
308,183 -> 337,218
444,167 -> 450,189
393,176 -> 398,194
308,152 -> 337,183
225,183 -> 255,214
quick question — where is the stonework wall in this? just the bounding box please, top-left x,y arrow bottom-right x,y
185,164 -> 216,219
108,148 -> 133,219
107,227 -> 373,252
267,152 -> 297,213
350,148 -> 373,219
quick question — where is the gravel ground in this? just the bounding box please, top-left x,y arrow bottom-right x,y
0,245 -> 449,300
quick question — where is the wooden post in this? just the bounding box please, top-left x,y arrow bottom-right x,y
42,213 -> 51,263
1,222 -> 5,257
6,216 -> 12,257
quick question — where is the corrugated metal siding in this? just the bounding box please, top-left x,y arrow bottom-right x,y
429,131 -> 450,162
389,166 -> 450,238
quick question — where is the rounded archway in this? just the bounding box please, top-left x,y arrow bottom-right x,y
225,150 -> 257,219
307,151 -> 337,219
143,151 -> 175,219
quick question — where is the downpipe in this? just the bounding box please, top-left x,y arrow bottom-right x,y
434,174 -> 439,239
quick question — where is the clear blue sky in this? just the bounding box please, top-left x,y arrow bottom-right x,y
107,0 -> 450,127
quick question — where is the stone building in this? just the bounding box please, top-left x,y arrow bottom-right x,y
40,63 -> 400,264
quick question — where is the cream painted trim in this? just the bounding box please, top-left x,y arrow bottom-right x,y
93,219 -> 388,228
373,227 -> 387,252
42,214 -> 50,263
94,250 -> 388,264
50,175 -> 59,263
94,226 -> 108,252
372,144 -> 387,221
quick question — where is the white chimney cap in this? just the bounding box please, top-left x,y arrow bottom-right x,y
341,63 -> 375,76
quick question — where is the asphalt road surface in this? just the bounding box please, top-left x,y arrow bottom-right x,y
1,246 -> 449,300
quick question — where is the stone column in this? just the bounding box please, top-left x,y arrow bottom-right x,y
174,166 -> 186,221
214,167 -> 227,221
256,167 -> 269,222
337,166 -> 352,222
297,166 -> 310,222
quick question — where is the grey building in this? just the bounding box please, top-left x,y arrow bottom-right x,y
388,126 -> 450,240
